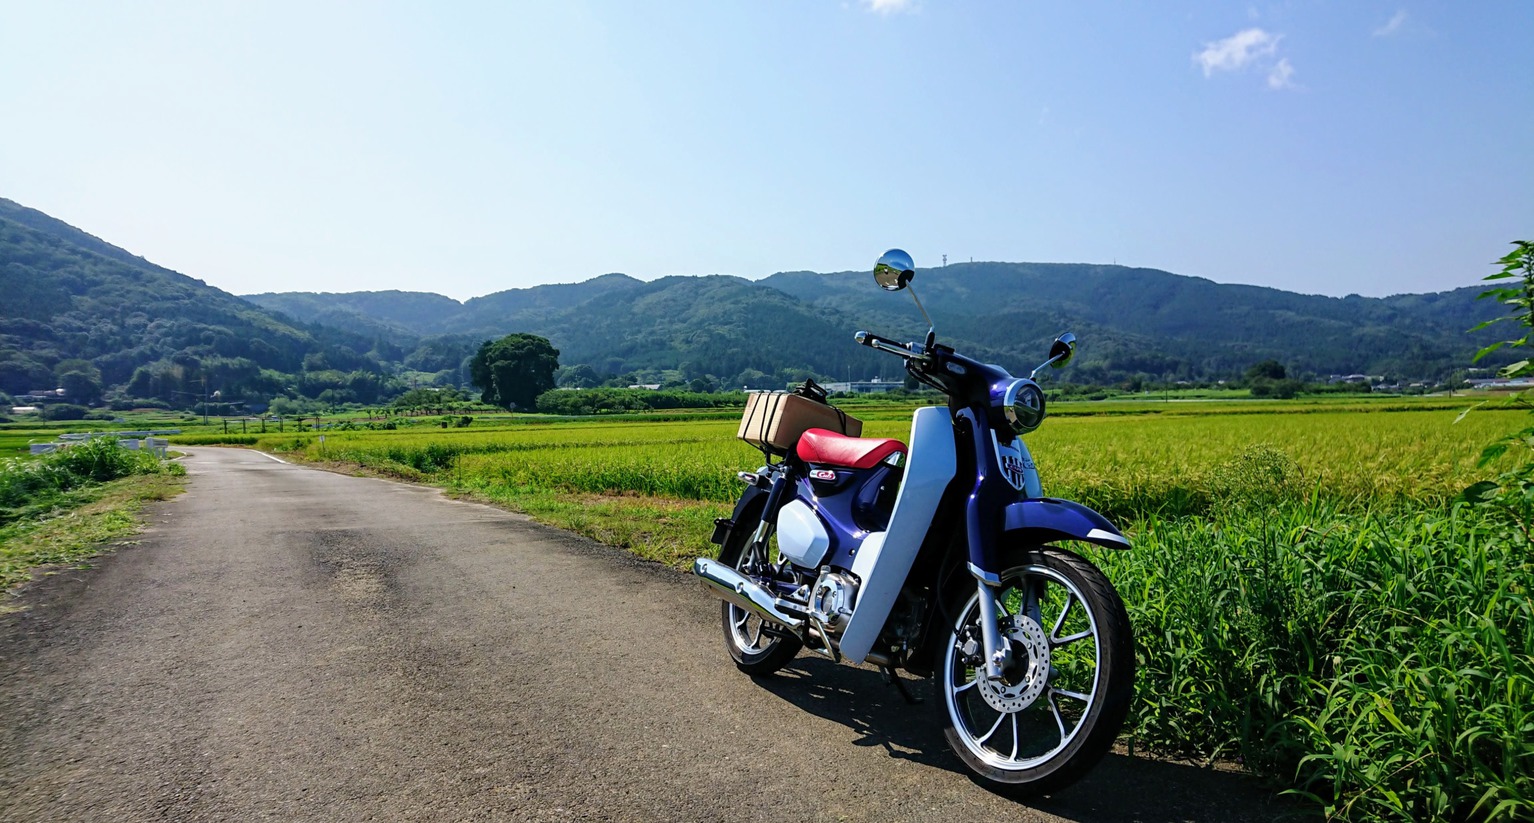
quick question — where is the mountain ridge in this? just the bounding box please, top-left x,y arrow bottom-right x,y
0,197 -> 411,408
0,195 -> 1510,412
244,261 -> 1504,384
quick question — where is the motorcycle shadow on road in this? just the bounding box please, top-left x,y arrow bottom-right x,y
756,657 -> 1307,823
753,656 -> 953,769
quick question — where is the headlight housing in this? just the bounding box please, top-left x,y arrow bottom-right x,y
1002,378 -> 1046,434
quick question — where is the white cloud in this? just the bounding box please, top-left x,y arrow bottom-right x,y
1195,27 -> 1297,90
861,0 -> 916,14
1267,58 -> 1296,89
1195,28 -> 1280,77
1373,10 -> 1408,37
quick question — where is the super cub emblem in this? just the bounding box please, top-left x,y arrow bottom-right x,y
996,438 -> 1031,492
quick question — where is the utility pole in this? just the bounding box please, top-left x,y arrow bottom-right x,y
942,254 -> 947,267
202,376 -> 208,425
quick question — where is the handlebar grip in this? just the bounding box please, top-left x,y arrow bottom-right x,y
856,330 -> 895,348
854,330 -> 918,359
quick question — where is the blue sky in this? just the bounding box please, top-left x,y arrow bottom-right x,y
1,1 -> 1529,301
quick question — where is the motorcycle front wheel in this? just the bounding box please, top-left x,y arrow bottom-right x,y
717,504 -> 802,675
934,546 -> 1133,796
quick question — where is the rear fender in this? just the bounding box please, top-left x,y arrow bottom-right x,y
710,480 -> 769,550
1001,498 -> 1130,550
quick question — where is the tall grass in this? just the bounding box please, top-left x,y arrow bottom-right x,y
0,437 -> 179,526
1101,492 -> 1531,821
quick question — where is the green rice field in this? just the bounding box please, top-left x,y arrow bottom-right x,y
161,399 -> 1531,820
189,403 -> 1522,515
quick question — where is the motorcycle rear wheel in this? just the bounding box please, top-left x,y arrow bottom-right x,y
934,546 -> 1133,796
717,507 -> 802,675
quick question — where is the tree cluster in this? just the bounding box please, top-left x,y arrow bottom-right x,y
534,387 -> 745,415
469,334 -> 559,411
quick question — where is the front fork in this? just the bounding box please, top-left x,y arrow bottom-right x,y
975,581 -> 1013,679
959,408 -> 1025,681
956,408 -> 1054,683
973,577 -> 1044,680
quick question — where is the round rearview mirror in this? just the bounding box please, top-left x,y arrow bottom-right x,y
1049,332 -> 1076,368
874,249 -> 915,291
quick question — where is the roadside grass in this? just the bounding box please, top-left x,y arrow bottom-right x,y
1100,498 -> 1532,822
451,485 -> 732,566
291,454 -> 733,567
0,472 -> 186,602
1,438 -> 188,600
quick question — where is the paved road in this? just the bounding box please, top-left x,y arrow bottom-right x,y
0,448 -> 1291,822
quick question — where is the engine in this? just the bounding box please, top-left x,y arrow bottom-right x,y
807,570 -> 859,634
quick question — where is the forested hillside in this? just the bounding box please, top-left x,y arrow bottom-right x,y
0,198 -> 413,411
249,262 -> 1508,388
251,275 -> 902,388
761,263 -> 1508,383
243,290 -> 462,338
2,194 -> 1509,413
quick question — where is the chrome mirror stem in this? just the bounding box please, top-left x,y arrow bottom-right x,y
908,285 -> 935,346
1028,354 -> 1061,381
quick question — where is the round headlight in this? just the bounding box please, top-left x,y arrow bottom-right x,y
1003,379 -> 1046,434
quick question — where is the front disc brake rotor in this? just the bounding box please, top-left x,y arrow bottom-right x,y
977,613 -> 1051,713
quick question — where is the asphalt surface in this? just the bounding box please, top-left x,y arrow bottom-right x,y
0,447 -> 1294,822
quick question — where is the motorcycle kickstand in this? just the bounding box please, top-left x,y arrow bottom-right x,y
878,665 -> 923,705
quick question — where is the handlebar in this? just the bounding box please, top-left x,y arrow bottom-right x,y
854,330 -> 921,359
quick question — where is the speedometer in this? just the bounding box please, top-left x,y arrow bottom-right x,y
1002,378 -> 1046,434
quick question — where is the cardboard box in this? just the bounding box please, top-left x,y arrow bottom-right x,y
737,391 -> 862,453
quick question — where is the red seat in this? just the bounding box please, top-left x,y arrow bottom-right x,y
796,428 -> 907,470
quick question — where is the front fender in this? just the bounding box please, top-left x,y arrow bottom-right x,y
1001,498 -> 1130,550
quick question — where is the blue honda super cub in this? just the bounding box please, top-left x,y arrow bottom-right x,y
694,249 -> 1134,796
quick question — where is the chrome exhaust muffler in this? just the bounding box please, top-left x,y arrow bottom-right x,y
693,557 -> 804,631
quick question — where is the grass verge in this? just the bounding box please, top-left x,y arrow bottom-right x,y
452,485 -> 730,566
292,452 -> 727,566
0,472 -> 186,602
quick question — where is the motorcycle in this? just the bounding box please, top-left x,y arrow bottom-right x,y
693,249 -> 1135,796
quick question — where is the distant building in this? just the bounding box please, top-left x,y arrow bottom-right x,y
627,383 -> 662,390
17,388 -> 66,403
825,378 -> 901,395
1467,378 -> 1534,390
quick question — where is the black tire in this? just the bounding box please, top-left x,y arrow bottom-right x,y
932,546 -> 1134,796
717,501 -> 802,675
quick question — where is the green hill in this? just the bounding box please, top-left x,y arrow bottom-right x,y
0,198 -> 404,410
247,262 -> 1507,388
760,263 -> 1506,382
2,194 -> 1509,411
243,290 -> 463,338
